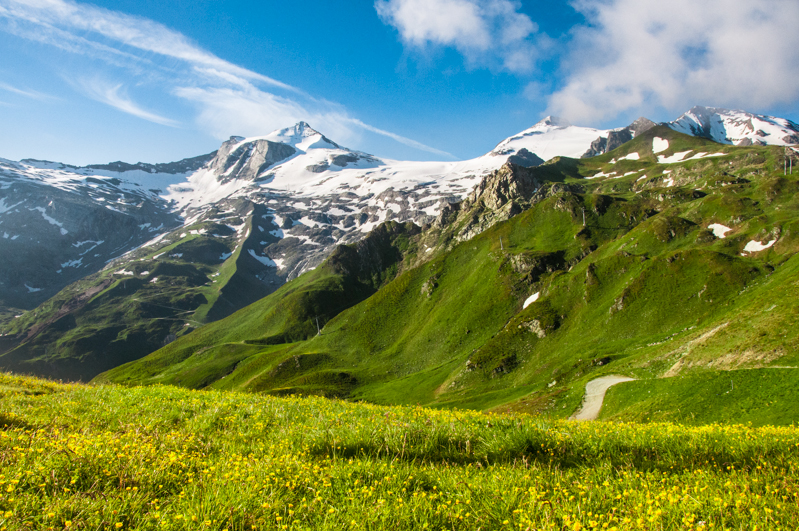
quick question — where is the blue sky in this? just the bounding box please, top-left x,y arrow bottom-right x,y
1,0 -> 798,165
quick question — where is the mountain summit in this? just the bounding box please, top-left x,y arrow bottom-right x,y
668,106 -> 799,146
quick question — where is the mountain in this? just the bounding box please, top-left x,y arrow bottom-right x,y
95,125 -> 799,425
0,155 -> 212,310
0,121 -> 545,378
668,105 -> 799,146
2,108 -> 798,383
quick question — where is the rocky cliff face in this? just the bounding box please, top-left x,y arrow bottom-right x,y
209,137 -> 297,184
582,117 -> 656,158
432,162 -> 582,244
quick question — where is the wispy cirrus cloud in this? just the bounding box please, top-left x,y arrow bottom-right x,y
77,78 -> 178,127
0,81 -> 56,100
375,0 -> 546,73
345,118 -> 455,158
0,0 -> 453,158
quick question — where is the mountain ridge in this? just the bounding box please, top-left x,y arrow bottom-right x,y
1,107 -> 798,387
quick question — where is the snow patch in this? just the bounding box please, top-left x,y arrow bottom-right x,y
247,249 -> 276,267
32,206 -> 68,234
652,137 -> 669,153
708,223 -> 733,238
523,292 -> 540,309
219,252 -> 232,261
658,151 -> 692,164
658,151 -> 726,164
24,283 -> 42,293
60,258 -> 83,268
0,198 -> 23,215
587,171 -> 615,180
620,153 -> 640,161
743,239 -> 777,253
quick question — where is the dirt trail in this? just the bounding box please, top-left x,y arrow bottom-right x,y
571,375 -> 635,421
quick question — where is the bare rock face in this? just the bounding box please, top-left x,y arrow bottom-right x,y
507,148 -> 544,168
520,319 -> 547,338
510,251 -> 567,283
446,163 -> 585,244
421,276 -> 438,297
582,117 -> 656,158
210,138 -> 296,183
466,163 -> 542,211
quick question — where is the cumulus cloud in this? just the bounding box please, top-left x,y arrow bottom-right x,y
375,0 -> 541,73
546,0 -> 799,124
0,0 -> 451,157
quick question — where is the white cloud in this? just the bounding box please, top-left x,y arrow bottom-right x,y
0,81 -> 56,100
375,0 -> 540,73
546,0 -> 799,124
78,79 -> 179,127
0,0 -> 291,90
0,0 -> 450,158
346,118 -> 455,158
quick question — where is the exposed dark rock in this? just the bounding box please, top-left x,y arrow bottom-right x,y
507,148 -> 544,168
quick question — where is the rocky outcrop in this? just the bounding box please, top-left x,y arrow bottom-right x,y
210,138 -> 296,183
582,117 -> 656,158
507,148 -> 544,168
445,163 -> 582,243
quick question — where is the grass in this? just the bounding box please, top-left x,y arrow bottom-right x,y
600,368 -> 799,426
1,372 -> 798,530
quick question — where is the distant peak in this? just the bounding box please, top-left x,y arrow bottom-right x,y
260,121 -> 343,151
287,121 -> 321,137
535,116 -> 571,128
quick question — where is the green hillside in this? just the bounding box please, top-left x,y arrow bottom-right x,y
98,127 -> 799,423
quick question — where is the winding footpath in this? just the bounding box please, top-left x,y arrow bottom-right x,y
571,375 -> 636,421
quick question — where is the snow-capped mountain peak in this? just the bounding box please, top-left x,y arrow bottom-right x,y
669,106 -> 799,147
533,116 -> 572,129
490,116 -> 607,160
254,121 -> 343,152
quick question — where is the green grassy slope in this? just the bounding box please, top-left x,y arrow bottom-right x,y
600,368 -> 799,426
2,373 -> 798,530
96,221 -> 419,391
98,127 -> 799,423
